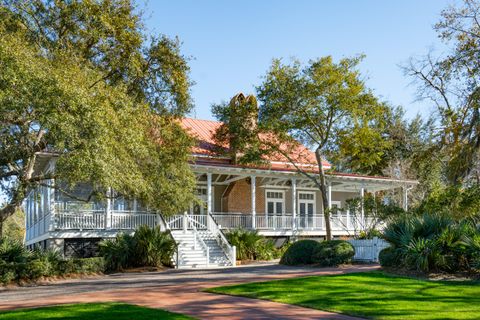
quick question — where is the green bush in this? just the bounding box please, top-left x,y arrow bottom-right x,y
378,247 -> 400,267
28,249 -> 63,277
280,240 -> 319,265
0,236 -> 106,285
312,240 -> 355,267
226,228 -> 281,261
134,226 -> 176,267
99,233 -> 136,271
381,213 -> 480,273
59,257 -> 105,274
99,226 -> 176,271
0,237 -> 30,283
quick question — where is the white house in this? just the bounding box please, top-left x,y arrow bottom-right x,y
24,118 -> 416,268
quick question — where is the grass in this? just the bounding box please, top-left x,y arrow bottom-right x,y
0,303 -> 194,320
207,271 -> 480,320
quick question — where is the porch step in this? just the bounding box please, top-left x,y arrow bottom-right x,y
171,229 -> 233,268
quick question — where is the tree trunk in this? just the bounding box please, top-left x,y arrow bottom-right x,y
315,148 -> 332,240
0,202 -> 22,239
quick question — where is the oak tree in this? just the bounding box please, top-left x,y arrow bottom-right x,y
0,0 -> 196,235
256,56 -> 390,240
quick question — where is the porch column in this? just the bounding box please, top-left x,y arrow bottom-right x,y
207,172 -> 213,214
360,186 -> 365,227
327,183 -> 332,209
48,179 -> 56,231
251,175 -> 256,229
133,198 -> 138,213
291,178 -> 297,231
402,186 -> 408,211
106,188 -> 112,229
327,183 -> 332,231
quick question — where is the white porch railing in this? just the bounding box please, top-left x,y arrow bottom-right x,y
207,213 -> 236,266
164,214 -> 208,230
54,210 -> 157,230
211,211 -> 378,234
186,215 -> 209,267
56,211 -> 106,230
111,211 -> 157,229
47,209 -> 378,236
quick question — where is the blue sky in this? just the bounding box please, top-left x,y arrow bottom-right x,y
144,0 -> 453,120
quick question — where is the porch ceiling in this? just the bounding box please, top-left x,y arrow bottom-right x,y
192,164 -> 417,193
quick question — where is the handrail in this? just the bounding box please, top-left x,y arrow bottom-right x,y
186,215 -> 209,267
207,212 -> 236,266
157,212 -> 169,230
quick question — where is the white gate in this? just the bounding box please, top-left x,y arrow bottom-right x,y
347,237 -> 389,262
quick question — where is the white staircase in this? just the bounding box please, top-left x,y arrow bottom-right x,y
163,213 -> 236,269
172,230 -> 232,268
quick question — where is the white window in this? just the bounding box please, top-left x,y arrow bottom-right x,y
266,190 -> 285,215
298,191 -> 315,217
331,200 -> 342,210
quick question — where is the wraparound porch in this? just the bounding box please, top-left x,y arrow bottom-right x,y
27,210 -> 376,242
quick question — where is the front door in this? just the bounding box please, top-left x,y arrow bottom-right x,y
298,192 -> 315,228
191,186 -> 208,215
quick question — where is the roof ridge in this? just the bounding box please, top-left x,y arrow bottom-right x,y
184,117 -> 222,124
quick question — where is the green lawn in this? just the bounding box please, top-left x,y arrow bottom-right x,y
207,271 -> 480,320
0,303 -> 194,320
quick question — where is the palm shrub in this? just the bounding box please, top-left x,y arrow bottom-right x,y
0,237 -> 106,284
99,233 -> 136,271
381,212 -> 480,273
134,225 -> 176,267
99,226 -> 177,271
226,228 -> 280,261
27,248 -> 64,279
0,237 -> 29,284
255,238 -> 277,261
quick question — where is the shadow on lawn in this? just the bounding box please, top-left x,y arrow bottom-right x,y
209,271 -> 480,319
0,303 -> 190,320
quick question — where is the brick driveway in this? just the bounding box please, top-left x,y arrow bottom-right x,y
0,263 -> 379,319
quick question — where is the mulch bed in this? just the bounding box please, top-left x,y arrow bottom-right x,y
382,267 -> 480,281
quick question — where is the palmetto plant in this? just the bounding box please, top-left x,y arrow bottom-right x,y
99,225 -> 177,271
134,225 -> 176,267
226,228 -> 272,261
381,213 -> 480,273
99,233 -> 136,271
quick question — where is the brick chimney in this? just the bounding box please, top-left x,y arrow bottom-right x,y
228,93 -> 259,164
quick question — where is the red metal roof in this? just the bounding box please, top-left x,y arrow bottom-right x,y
181,118 -> 331,169
180,118 -> 413,182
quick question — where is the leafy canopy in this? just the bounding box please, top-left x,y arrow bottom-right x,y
0,0 -> 197,227
407,0 -> 480,185
256,56 -> 391,175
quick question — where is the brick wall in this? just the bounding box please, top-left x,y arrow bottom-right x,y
222,178 -> 265,214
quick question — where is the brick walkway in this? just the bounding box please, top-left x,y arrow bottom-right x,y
0,263 -> 379,319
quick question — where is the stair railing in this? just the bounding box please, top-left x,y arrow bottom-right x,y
157,213 -> 182,269
207,212 -> 236,266
186,214 -> 209,267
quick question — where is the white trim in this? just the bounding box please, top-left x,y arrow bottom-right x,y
251,175 -> 256,229
190,163 -> 418,187
191,185 -> 213,215
331,200 -> 342,209
265,189 -> 286,215
207,172 -> 212,214
297,191 -> 316,217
